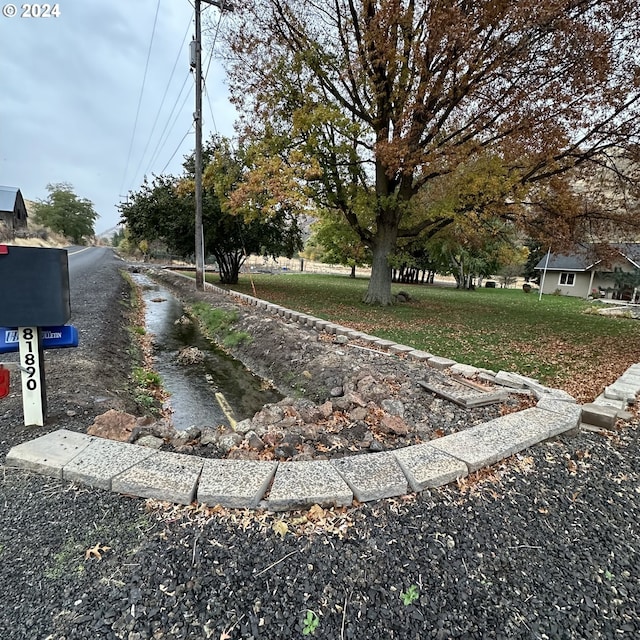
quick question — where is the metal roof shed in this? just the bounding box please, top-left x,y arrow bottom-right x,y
0,186 -> 28,230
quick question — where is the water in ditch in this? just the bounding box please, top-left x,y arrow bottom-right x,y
133,274 -> 281,430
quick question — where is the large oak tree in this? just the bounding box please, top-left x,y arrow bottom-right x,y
220,0 -> 640,304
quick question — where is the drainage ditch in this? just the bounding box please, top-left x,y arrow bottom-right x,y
133,274 -> 281,430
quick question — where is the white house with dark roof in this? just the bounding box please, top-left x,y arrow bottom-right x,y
535,244 -> 640,300
0,186 -> 28,231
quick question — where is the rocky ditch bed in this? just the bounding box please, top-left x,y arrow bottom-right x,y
88,267 -> 537,462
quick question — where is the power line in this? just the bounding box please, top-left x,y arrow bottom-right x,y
146,72 -> 193,174
119,0 -> 162,195
201,4 -> 225,137
161,127 -> 194,174
131,15 -> 192,188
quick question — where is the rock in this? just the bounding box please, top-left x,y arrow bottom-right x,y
318,401 -> 334,418
378,414 -> 410,436
135,435 -> 164,449
262,431 -> 284,447
198,428 -> 218,446
184,426 -> 201,439
381,398 -> 405,417
253,405 -> 284,426
369,439 -> 385,451
245,430 -> 265,450
330,386 -> 344,397
88,409 -> 137,442
176,347 -> 205,365
274,442 -> 297,459
349,407 -> 369,421
234,419 -> 253,434
217,432 -> 243,454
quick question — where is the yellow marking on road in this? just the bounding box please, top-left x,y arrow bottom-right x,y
215,391 -> 237,429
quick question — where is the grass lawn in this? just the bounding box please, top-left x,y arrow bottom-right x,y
209,272 -> 640,403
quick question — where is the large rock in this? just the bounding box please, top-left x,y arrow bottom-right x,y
87,410 -> 137,442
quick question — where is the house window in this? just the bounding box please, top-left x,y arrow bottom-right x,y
559,272 -> 575,286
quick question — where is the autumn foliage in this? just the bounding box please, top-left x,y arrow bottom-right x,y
219,1 -> 640,304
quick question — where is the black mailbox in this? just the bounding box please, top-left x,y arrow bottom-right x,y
0,246 -> 71,327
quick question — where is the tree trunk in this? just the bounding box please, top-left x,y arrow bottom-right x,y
363,223 -> 397,305
350,264 -> 356,278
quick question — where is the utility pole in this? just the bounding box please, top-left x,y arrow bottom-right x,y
193,0 -> 205,290
192,0 -> 231,291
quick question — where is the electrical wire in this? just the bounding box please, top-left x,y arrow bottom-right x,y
146,72 -> 193,173
132,14 -> 192,187
161,127 -> 194,174
119,0 -> 162,195
201,3 -> 225,137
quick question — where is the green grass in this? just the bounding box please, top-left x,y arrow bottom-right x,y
190,302 -> 252,348
213,272 -> 640,402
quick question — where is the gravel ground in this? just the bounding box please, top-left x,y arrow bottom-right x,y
1,250 -> 640,639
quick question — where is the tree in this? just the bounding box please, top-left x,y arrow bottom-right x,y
220,0 -> 640,304
120,138 -> 303,284
33,183 -> 98,244
303,211 -> 371,277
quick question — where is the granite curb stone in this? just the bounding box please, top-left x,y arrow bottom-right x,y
393,444 -> 468,492
198,459 -> 278,509
63,437 -> 155,490
428,407 -> 580,472
111,450 -> 204,505
331,452 -> 408,501
266,460 -> 353,511
5,429 -> 94,478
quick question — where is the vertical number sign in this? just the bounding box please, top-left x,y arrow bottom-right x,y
18,327 -> 47,426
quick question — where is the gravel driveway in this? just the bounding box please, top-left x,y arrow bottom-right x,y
1,249 -> 639,639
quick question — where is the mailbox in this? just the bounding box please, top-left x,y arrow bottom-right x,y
0,246 -> 70,327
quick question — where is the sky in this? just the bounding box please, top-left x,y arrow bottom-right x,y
0,0 -> 237,233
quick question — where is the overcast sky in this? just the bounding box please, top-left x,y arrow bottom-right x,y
0,0 -> 236,233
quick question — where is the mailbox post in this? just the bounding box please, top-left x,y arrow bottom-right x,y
0,245 -> 74,426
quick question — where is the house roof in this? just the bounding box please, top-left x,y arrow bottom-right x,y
534,245 -> 598,271
0,186 -> 20,213
613,243 -> 640,268
534,243 -> 640,272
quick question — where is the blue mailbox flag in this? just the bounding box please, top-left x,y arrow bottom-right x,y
0,325 -> 79,354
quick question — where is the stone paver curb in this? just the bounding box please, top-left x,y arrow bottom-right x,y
5,429 -> 94,479
428,407 -> 580,473
266,460 -> 352,511
331,452 -> 408,501
198,459 -> 278,509
111,450 -> 204,506
393,444 -> 468,492
581,403 -> 619,429
63,437 -> 155,491
427,356 -> 457,370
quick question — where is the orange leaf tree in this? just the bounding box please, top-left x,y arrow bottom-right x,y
220,0 -> 640,304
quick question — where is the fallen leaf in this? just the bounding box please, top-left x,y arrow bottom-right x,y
273,521 -> 288,539
84,543 -> 111,561
307,504 -> 325,522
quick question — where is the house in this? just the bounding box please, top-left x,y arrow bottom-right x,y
535,243 -> 640,301
0,186 -> 28,231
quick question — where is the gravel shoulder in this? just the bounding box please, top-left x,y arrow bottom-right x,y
1,253 -> 640,639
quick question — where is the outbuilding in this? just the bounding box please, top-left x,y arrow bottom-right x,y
0,186 -> 28,232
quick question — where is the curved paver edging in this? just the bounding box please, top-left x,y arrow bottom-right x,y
4,399 -> 583,511
4,271 -> 637,511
